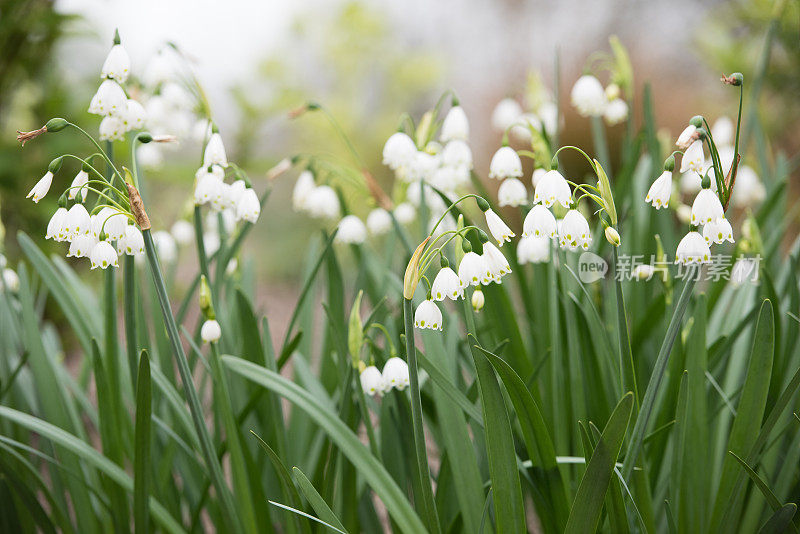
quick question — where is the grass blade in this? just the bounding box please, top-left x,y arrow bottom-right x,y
292,467 -> 348,534
134,351 -> 152,534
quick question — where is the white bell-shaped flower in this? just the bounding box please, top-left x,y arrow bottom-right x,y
471,287 -> 485,311
482,242 -> 511,282
69,170 -> 89,201
491,98 -> 523,131
235,188 -> 261,223
603,98 -> 628,125
402,151 -> 439,183
292,171 -> 316,211
489,146 -> 523,179
194,167 -> 224,206
201,319 -> 222,343
711,117 -> 734,147
46,208 -> 68,241
703,218 -> 734,244
366,208 -> 392,235
645,171 -> 672,209
335,215 -> 367,244
27,172 -> 53,203
731,166 -> 766,207
534,170 -> 572,209
203,133 -> 227,167
676,125 -> 697,149
498,178 -> 528,207
571,75 -> 606,117
523,204 -> 557,238
382,357 -> 410,391
122,100 -> 147,131
485,209 -> 514,246
680,140 -> 705,174
90,240 -> 119,269
675,231 -> 711,265
101,44 -> 131,83
559,209 -> 592,251
531,168 -> 547,188
414,299 -> 443,331
360,366 -> 385,396
153,230 -> 177,264
431,266 -> 464,301
458,251 -> 490,286
393,202 -> 415,224
382,132 -> 417,171
441,106 -> 469,142
67,234 -> 97,258
99,115 -> 126,141
226,180 -> 247,211
116,225 -> 145,255
306,186 -> 340,220
171,220 -> 194,246
690,188 -> 724,225
88,79 -> 127,116
517,235 -> 550,264
64,203 -> 91,238
441,140 -> 473,170
93,207 -> 127,240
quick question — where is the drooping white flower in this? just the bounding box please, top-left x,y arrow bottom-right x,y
484,209 -> 514,246
676,125 -> 697,149
603,99 -> 628,125
69,170 -> 89,201
306,186 -> 340,220
382,357 -> 410,391
531,168 -> 547,189
431,266 -> 464,301
235,188 -> 261,223
633,264 -> 655,281
440,106 -> 469,142
491,98 -> 523,131
46,208 -> 68,241
558,210 -> 592,251
64,203 -> 91,238
200,319 -> 222,343
523,204 -> 557,238
88,79 -> 127,116
537,102 -> 559,135
101,44 -> 131,83
430,165 -> 461,192
360,366 -> 384,396
203,232 -> 220,256
534,170 -> 572,208
366,208 -> 392,235
203,133 -> 227,167
292,171 -> 316,211
382,132 -> 417,171
122,99 -> 147,131
194,166 -> 224,206
99,115 -> 126,141
489,146 -> 523,180
440,140 -> 473,170
335,215 -> 367,244
394,202 -> 416,224
153,230 -> 177,263
414,299 -> 443,331
675,231 -> 711,265
680,140 -> 705,174
402,151 -> 439,183
711,117 -> 734,146
224,179 -> 246,210
117,225 -> 145,255
731,165 -> 766,207
482,243 -> 511,282
571,75 -> 606,117
510,113 -> 541,142
27,172 -> 53,203
458,251 -> 490,286
703,218 -> 734,244
93,207 -> 127,240
498,178 -> 528,207
171,220 -> 194,246
90,240 -> 119,269
67,234 -> 96,258
517,235 -> 550,264
645,171 -> 673,209
690,188 -> 724,225
2,269 -> 19,292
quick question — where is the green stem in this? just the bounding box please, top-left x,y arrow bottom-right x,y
141,228 -> 242,534
402,297 -> 441,534
194,205 -> 211,283
622,271 -> 698,480
612,247 -> 639,408
123,255 -> 139,390
67,122 -> 125,185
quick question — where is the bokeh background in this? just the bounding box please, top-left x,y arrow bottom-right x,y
1,0 -> 797,333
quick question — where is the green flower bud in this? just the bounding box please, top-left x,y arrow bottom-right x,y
347,290 -> 364,366
605,226 -> 621,247
48,157 -> 63,174
199,275 -> 215,320
664,155 -> 675,172
475,196 -> 490,212
461,238 -> 473,253
45,118 -> 68,132
701,175 -> 711,190
137,132 -> 153,144
477,229 -> 489,243
689,115 -> 704,128
439,255 -> 449,268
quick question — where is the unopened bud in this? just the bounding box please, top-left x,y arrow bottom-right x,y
475,196 -> 490,212
689,115 -> 704,128
199,275 -> 214,319
664,155 -> 675,172
721,72 -> 743,86
605,226 -> 621,247
48,157 -> 63,174
472,288 -> 485,312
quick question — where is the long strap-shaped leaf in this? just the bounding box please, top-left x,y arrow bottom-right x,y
134,351 -> 152,534
222,356 -> 427,534
565,392 -> 634,534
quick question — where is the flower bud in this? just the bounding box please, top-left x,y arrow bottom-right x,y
471,288 -> 485,312
664,155 -> 675,172
137,132 -> 153,144
348,290 -> 364,365
605,226 -> 621,247
689,115 -> 704,128
199,275 -> 215,319
439,255 -> 449,268
48,157 -> 63,174
45,118 -> 68,132
403,237 -> 430,300
461,238 -> 473,253
475,196 -> 490,212
701,174 -> 711,190
477,229 -> 489,243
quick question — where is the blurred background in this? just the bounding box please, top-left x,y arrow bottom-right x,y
1,0 -> 797,319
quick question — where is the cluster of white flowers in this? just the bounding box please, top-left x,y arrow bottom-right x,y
570,75 -> 629,126
292,171 -> 342,224
193,132 -> 261,224
359,357 -> 410,397
490,92 -> 559,142
88,32 -> 146,141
